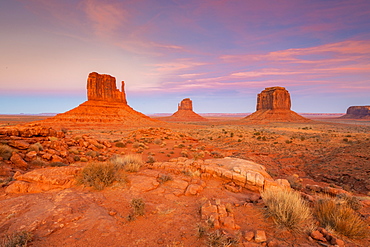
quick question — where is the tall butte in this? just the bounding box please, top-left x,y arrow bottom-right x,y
164,98 -> 207,122
43,72 -> 159,126
243,86 -> 308,122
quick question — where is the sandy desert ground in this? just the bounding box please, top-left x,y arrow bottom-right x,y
0,115 -> 369,247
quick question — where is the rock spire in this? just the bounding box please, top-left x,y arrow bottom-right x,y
163,98 -> 207,122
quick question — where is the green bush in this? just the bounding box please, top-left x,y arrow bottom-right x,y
261,188 -> 313,231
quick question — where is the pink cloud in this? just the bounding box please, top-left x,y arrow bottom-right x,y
84,0 -> 127,37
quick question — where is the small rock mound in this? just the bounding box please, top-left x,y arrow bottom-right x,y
340,105 -> 370,119
163,98 -> 207,122
243,87 -> 309,122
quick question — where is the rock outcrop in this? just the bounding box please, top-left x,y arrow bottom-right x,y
163,98 -> 207,122
243,87 -> 308,122
42,72 -> 159,126
341,106 -> 370,119
87,72 -> 127,103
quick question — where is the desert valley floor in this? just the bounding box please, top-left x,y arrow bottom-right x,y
0,115 -> 369,247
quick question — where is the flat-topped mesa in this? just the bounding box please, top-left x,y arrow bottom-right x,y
178,98 -> 193,111
257,86 -> 291,110
243,86 -> 308,122
341,106 -> 370,119
87,72 -> 127,104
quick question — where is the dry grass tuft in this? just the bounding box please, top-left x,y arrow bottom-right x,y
206,230 -> 238,247
111,154 -> 143,172
77,162 -> 119,190
0,144 -> 13,160
314,198 -> 369,238
127,198 -> 145,221
1,230 -> 33,247
261,188 -> 313,232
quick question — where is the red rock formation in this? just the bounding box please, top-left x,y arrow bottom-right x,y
164,98 -> 207,122
41,72 -> 159,126
87,72 -> 127,104
243,87 -> 308,122
341,106 -> 370,119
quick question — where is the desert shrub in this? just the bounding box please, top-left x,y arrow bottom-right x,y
286,175 -> 303,190
80,157 -> 88,162
337,193 -> 362,211
49,162 -> 67,167
131,198 -> 145,216
73,155 -> 80,161
77,162 -> 118,190
28,142 -> 43,152
127,198 -> 145,221
261,188 -> 313,231
132,142 -> 145,149
85,150 -> 99,158
0,145 -> 13,160
30,158 -> 47,167
115,142 -> 126,148
195,223 -> 208,238
343,138 -> 349,142
180,150 -> 188,158
146,155 -> 155,163
158,174 -> 173,184
206,230 -> 238,247
314,198 -> 368,238
153,138 -> 162,145
111,154 -> 142,172
69,148 -> 80,155
1,230 -> 33,247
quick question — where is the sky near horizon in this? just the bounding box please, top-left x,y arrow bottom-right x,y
1,0 -> 369,114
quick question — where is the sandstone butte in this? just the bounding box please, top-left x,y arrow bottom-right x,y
41,72 -> 160,126
163,98 -> 207,122
243,86 -> 309,122
340,105 -> 370,119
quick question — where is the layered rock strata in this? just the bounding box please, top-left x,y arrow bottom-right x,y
42,72 -> 158,125
165,98 -> 207,122
244,87 -> 308,122
341,106 -> 370,119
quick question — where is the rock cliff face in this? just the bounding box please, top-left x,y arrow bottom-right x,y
42,72 -> 159,126
244,87 -> 308,122
256,86 -> 291,110
165,98 -> 207,122
178,98 -> 193,111
87,72 -> 127,103
341,106 -> 370,119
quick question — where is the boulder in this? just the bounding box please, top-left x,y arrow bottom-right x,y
10,152 -> 28,169
6,166 -> 81,193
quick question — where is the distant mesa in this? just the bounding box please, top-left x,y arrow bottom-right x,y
42,72 -> 159,126
163,98 -> 207,122
243,86 -> 309,122
340,105 -> 370,119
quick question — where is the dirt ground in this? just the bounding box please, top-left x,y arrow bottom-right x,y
0,115 -> 369,247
